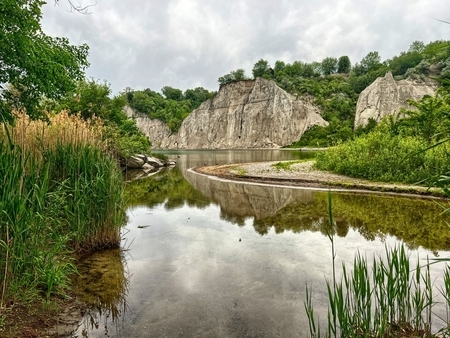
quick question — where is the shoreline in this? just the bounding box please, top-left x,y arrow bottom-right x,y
193,160 -> 445,199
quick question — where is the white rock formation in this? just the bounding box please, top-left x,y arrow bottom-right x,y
354,72 -> 437,128
126,78 -> 328,149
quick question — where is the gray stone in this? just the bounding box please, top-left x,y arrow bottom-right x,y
145,156 -> 165,167
142,163 -> 155,170
126,78 -> 328,149
354,72 -> 437,128
126,155 -> 145,169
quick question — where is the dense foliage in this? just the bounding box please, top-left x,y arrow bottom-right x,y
0,113 -> 125,306
49,79 -> 151,158
0,0 -> 89,122
316,88 -> 450,185
127,86 -> 215,133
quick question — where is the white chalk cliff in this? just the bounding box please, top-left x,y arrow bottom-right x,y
125,78 -> 328,149
354,72 -> 437,128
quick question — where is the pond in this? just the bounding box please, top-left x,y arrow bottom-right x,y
74,150 -> 450,337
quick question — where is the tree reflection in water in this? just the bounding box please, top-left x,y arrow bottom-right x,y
73,248 -> 129,336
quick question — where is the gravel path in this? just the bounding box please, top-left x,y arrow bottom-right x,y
194,160 -> 443,197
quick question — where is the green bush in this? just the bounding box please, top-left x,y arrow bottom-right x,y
316,130 -> 450,184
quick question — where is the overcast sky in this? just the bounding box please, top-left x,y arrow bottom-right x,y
41,0 -> 449,95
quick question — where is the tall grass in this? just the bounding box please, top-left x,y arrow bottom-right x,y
305,194 -> 450,337
315,130 -> 450,185
0,112 -> 125,307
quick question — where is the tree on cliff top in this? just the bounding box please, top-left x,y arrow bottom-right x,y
0,0 -> 89,122
218,69 -> 250,86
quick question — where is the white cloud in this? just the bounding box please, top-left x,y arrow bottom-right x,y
41,0 -> 450,95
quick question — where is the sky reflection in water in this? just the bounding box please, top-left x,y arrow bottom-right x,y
75,150 -> 450,337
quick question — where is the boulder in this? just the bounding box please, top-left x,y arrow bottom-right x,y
354,72 -> 437,128
126,155 -> 145,169
145,156 -> 165,167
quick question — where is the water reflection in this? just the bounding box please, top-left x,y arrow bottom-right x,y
125,165 -> 450,253
73,248 -> 129,337
74,150 -> 450,337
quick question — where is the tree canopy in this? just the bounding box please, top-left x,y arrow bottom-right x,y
0,0 -> 89,122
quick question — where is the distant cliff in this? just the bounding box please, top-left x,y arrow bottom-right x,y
354,72 -> 437,128
125,78 -> 328,149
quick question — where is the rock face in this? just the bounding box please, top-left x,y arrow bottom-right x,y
354,72 -> 437,128
126,78 -> 328,149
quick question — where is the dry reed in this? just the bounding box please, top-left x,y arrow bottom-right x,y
1,110 -> 104,157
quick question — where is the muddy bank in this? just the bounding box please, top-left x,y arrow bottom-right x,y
194,160 -> 444,198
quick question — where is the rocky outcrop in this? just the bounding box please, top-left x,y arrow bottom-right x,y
354,72 -> 437,128
123,154 -> 175,170
126,78 -> 328,149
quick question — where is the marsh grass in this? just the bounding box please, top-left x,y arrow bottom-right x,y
0,111 -> 125,308
306,193 -> 450,337
315,131 -> 450,185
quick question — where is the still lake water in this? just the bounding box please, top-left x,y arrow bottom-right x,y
74,150 -> 450,337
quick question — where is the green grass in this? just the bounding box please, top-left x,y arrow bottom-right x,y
305,194 -> 450,337
315,130 -> 450,185
0,134 -> 125,307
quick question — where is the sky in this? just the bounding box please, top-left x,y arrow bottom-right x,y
41,0 -> 450,95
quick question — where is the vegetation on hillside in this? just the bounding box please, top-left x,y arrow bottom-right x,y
316,87 -> 450,186
127,40 -> 450,146
47,79 -> 151,158
126,86 -> 215,133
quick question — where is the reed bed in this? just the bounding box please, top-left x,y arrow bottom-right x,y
305,195 -> 450,337
0,111 -> 125,308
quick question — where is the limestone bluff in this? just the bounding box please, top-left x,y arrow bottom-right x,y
354,72 -> 437,128
125,78 -> 328,149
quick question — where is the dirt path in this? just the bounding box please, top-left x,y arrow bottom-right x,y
194,160 -> 444,198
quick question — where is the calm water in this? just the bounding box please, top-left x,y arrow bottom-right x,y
74,150 -> 450,337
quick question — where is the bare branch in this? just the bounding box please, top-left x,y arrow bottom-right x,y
435,18 -> 450,25
54,0 -> 97,14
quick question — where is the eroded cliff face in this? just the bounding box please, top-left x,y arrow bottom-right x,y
126,78 -> 328,149
354,72 -> 437,128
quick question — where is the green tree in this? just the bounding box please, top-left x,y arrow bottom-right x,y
0,0 -> 89,122
361,51 -> 382,73
388,51 -> 423,76
321,57 -> 338,75
274,60 -> 286,74
252,59 -> 272,78
161,86 -> 184,101
56,79 -> 110,119
337,56 -> 351,73
409,40 -> 425,54
184,87 -> 215,109
218,69 -> 250,85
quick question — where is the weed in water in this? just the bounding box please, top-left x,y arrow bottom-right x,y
305,193 -> 450,337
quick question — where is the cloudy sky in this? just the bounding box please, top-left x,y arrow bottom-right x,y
41,0 -> 449,95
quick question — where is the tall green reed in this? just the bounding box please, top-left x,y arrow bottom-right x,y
0,119 -> 125,306
305,193 -> 450,337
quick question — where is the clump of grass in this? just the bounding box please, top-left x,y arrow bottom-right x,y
315,130 -> 450,185
305,194 -> 450,337
0,111 -> 125,309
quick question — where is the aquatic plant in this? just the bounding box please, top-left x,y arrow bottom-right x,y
305,194 -> 450,337
0,112 -> 125,308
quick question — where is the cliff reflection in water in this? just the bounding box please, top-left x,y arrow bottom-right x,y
125,166 -> 450,253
